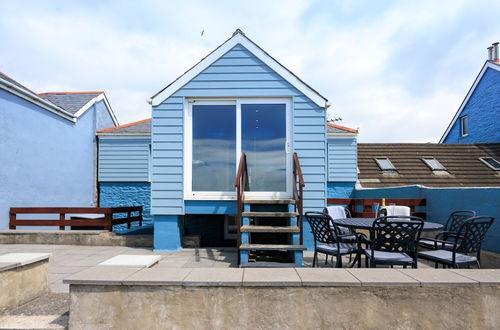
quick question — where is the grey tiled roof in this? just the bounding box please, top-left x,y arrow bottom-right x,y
98,119 -> 151,135
358,143 -> 500,188
38,92 -> 101,114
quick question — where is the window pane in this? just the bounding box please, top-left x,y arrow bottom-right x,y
192,105 -> 236,191
423,158 -> 445,170
375,158 -> 395,170
461,116 -> 468,136
242,104 -> 287,192
482,157 -> 500,170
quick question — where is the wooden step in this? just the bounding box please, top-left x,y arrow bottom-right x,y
242,212 -> 297,218
240,262 -> 297,268
240,225 -> 300,233
243,199 -> 295,204
240,244 -> 307,251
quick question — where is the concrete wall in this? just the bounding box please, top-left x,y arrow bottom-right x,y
0,89 -> 97,229
327,182 -> 356,199
353,185 -> 500,253
0,260 -> 50,312
99,182 -> 152,229
443,67 -> 500,143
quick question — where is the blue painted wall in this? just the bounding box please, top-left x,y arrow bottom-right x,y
443,67 -> 500,143
99,182 -> 152,229
94,100 -> 116,131
0,88 -> 97,229
353,185 -> 500,253
98,137 -> 150,182
327,182 -> 356,199
327,137 -> 357,182
151,43 -> 327,249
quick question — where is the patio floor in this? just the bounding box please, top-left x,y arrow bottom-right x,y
0,244 -> 435,293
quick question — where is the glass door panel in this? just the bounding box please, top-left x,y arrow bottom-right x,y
241,104 -> 287,192
192,104 -> 236,191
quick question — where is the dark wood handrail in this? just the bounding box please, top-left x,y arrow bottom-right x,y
235,152 -> 248,254
293,152 -> 305,244
9,206 -> 143,231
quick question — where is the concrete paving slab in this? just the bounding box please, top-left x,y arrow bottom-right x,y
183,268 -> 243,286
98,254 -> 161,268
63,266 -> 142,285
296,268 -> 361,286
123,268 -> 192,285
347,269 -> 419,286
449,269 -> 500,286
399,269 -> 478,286
0,315 -> 67,329
0,261 -> 19,272
243,268 -> 301,287
0,252 -> 50,266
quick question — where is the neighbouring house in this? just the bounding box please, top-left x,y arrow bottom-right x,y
0,72 -> 118,229
440,43 -> 500,143
97,118 -> 152,229
351,143 -> 500,252
146,29 -> 329,266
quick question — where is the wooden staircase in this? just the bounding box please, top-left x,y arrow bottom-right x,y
235,153 -> 306,267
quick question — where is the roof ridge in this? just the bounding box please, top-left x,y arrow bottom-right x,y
97,118 -> 151,133
38,91 -> 104,95
327,122 -> 358,133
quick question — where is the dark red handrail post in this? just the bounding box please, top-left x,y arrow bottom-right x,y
104,210 -> 112,231
59,213 -> 65,230
293,153 -> 305,245
9,211 -> 16,230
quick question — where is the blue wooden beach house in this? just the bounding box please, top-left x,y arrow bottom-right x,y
116,29 -> 329,266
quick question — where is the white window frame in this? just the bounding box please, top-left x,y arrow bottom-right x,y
479,157 -> 500,170
184,97 -> 293,200
460,115 -> 469,137
422,157 -> 446,170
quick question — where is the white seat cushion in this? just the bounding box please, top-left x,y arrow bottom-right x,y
418,249 -> 477,263
364,249 -> 413,262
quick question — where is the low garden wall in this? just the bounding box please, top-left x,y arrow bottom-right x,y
0,253 -> 50,312
65,268 -> 500,329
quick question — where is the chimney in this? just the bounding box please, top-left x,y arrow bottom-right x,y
487,46 -> 494,61
492,42 -> 499,61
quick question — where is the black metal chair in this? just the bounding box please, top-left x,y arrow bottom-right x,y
418,216 -> 494,268
361,216 -> 424,268
323,206 -> 357,243
305,212 -> 363,268
418,210 -> 476,250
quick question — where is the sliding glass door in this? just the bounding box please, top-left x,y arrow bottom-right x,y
186,99 -> 291,199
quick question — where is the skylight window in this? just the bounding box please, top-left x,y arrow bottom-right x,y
375,157 -> 398,174
422,158 -> 446,170
480,157 -> 500,170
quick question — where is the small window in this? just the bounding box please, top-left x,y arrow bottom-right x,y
480,157 -> 500,170
422,158 -> 446,170
375,157 -> 398,174
460,115 -> 469,136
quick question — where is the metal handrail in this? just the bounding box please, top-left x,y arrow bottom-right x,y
235,152 -> 248,251
293,152 -> 305,244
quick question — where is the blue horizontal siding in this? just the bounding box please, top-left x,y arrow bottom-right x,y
98,138 -> 150,182
151,44 -> 326,216
327,138 -> 357,182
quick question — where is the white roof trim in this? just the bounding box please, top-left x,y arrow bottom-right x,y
150,31 -> 328,108
327,132 -> 358,138
74,93 -> 119,126
97,133 -> 151,137
0,77 -> 76,122
439,61 -> 500,143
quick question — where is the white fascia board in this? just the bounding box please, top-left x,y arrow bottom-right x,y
327,132 -> 358,138
151,33 -> 328,108
439,62 -> 499,143
0,78 -> 76,122
74,93 -> 120,126
97,133 -> 151,138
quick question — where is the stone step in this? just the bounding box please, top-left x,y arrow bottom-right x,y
239,244 -> 307,251
240,262 -> 297,268
240,225 -> 300,233
243,199 -> 295,204
242,212 -> 297,218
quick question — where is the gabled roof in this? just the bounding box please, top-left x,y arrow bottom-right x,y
357,143 -> 500,188
439,61 -> 500,143
0,72 -> 76,121
97,118 -> 151,136
38,91 -> 119,125
327,122 -> 358,136
150,29 -> 328,108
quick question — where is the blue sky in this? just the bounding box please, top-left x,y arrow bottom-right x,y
1,0 -> 498,142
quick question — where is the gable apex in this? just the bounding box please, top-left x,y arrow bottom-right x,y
150,31 -> 328,108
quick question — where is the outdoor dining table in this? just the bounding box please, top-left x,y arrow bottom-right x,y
331,217 -> 444,268
332,217 -> 444,232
